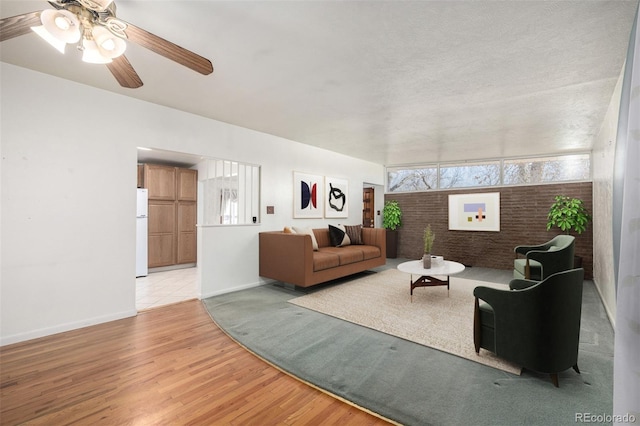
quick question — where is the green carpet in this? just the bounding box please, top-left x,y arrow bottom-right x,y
202,269 -> 614,426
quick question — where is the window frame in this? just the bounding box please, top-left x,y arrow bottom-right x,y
386,153 -> 591,193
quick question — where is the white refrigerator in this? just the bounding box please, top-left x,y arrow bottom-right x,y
136,188 -> 148,277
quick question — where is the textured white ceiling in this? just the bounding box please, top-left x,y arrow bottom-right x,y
1,1 -> 637,166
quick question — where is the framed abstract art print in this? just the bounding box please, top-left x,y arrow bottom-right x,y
293,172 -> 324,218
448,192 -> 500,231
324,176 -> 348,218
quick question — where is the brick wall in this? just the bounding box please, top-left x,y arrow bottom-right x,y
385,182 -> 593,279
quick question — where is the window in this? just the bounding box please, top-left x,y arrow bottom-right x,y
439,161 -> 500,189
503,154 -> 590,185
199,158 -> 260,225
387,165 -> 438,192
386,153 -> 590,192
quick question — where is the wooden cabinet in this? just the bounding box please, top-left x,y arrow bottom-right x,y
177,168 -> 198,201
137,165 -> 144,188
147,201 -> 176,268
143,164 -> 197,268
177,201 -> 197,264
145,164 -> 177,201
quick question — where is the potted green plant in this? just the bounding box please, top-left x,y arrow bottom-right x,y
546,195 -> 592,267
422,224 -> 435,268
382,200 -> 402,258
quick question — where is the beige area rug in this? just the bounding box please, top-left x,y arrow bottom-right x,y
289,268 -> 522,375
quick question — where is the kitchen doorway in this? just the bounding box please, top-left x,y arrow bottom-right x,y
136,147 -> 201,311
136,267 -> 197,310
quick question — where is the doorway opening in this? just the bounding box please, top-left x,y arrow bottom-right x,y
363,187 -> 375,228
362,183 -> 384,229
136,147 -> 201,311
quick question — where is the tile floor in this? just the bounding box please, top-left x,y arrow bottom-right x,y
136,267 -> 198,311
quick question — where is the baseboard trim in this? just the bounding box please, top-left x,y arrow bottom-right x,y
1,309 -> 138,347
592,277 -> 616,329
200,280 -> 270,300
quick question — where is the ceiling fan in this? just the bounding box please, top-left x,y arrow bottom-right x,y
0,0 -> 213,88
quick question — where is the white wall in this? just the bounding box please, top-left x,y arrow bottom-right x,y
592,66 -> 625,326
0,63 -> 384,345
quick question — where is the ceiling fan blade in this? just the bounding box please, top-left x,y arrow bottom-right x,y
121,21 -> 213,76
106,55 -> 144,88
0,11 -> 41,42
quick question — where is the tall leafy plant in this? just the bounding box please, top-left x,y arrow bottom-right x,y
546,195 -> 591,234
382,200 -> 402,230
423,224 -> 435,253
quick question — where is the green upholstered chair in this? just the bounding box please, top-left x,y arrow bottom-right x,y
473,268 -> 585,387
513,235 -> 575,280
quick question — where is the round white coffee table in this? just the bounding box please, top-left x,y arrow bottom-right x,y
397,259 -> 465,301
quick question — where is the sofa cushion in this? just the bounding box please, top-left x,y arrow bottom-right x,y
292,226 -> 319,250
311,229 -> 330,248
478,302 -> 494,327
344,224 -> 363,245
329,224 -> 351,247
320,247 -> 364,265
313,250 -> 340,271
357,245 -> 382,260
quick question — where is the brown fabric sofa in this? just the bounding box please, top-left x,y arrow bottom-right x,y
259,227 -> 386,287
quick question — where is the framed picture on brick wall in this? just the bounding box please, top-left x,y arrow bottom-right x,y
448,192 -> 500,231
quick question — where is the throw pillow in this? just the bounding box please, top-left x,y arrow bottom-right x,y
292,226 -> 319,250
328,224 -> 351,247
344,224 -> 363,245
283,226 -> 294,234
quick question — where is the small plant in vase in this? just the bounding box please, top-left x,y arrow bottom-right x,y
423,224 -> 435,269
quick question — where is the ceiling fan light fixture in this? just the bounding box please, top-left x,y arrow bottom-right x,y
92,25 -> 126,59
79,0 -> 115,12
31,25 -> 67,53
81,38 -> 112,64
40,9 -> 81,44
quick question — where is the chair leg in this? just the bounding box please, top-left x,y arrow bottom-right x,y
550,366 -> 579,387
473,298 -> 481,354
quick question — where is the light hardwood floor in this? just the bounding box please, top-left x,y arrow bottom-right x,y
0,300 -> 392,425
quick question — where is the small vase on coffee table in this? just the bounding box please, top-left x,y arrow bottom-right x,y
422,253 -> 431,269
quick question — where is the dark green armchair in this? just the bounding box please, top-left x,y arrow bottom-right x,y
513,235 -> 575,280
473,268 -> 584,387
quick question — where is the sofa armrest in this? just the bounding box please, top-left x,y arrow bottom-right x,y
259,232 -> 314,285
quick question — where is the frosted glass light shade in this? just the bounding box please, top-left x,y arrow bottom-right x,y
31,25 -> 66,53
40,9 -> 81,44
92,26 -> 126,59
82,38 -> 112,64
88,0 -> 114,11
